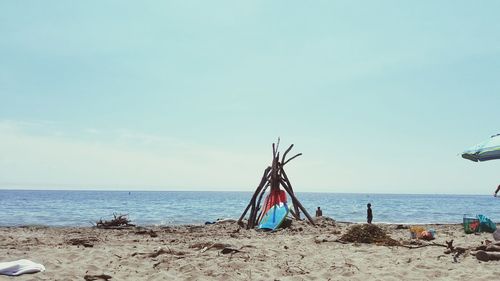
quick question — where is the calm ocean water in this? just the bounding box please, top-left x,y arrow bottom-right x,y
0,190 -> 499,226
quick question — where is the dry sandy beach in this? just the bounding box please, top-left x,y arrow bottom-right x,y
1,217 -> 499,281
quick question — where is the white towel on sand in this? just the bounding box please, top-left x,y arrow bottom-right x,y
0,259 -> 45,276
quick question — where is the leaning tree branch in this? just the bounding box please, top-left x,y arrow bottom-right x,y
255,183 -> 270,224
280,179 -> 315,225
280,167 -> 300,216
238,167 -> 271,227
283,153 -> 302,166
281,144 -> 294,164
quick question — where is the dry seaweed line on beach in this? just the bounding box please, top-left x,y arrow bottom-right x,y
340,224 -> 400,246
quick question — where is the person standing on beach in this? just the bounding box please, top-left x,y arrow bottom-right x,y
494,185 -> 500,197
367,203 -> 373,224
315,207 -> 323,217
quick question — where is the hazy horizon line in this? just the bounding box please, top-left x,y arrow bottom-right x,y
0,187 -> 491,196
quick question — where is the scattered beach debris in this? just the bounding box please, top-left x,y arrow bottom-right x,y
186,225 -> 204,233
400,241 -> 446,250
132,247 -> 185,258
471,239 -> 500,262
66,237 -> 99,248
343,258 -> 360,272
399,237 -> 500,262
475,250 -> 500,261
314,237 -> 345,244
220,247 -> 242,255
316,216 -> 336,225
19,225 -> 49,230
340,224 -> 400,246
281,260 -> 309,276
188,242 -> 251,256
83,274 -> 112,281
439,239 -> 500,262
190,242 -> 232,253
134,229 -> 158,238
95,213 -> 135,229
148,248 -> 185,258
443,239 -> 468,262
215,218 -> 237,224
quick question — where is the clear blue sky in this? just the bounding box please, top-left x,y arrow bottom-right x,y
1,1 -> 499,194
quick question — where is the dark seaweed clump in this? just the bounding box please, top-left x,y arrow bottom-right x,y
341,224 -> 400,246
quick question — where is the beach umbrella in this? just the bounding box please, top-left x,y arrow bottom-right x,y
462,133 -> 500,162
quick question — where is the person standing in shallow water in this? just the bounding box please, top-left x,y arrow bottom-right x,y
367,203 -> 373,224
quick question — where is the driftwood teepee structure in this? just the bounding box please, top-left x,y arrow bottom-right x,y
238,140 -> 315,229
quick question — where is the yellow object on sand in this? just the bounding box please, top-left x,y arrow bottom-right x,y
410,226 -> 425,239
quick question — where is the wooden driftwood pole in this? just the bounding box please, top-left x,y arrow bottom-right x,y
255,183 -> 270,223
280,179 -> 315,225
279,179 -> 300,220
238,167 -> 271,227
484,245 -> 500,252
245,168 -> 271,229
475,250 -> 500,261
280,167 -> 301,218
